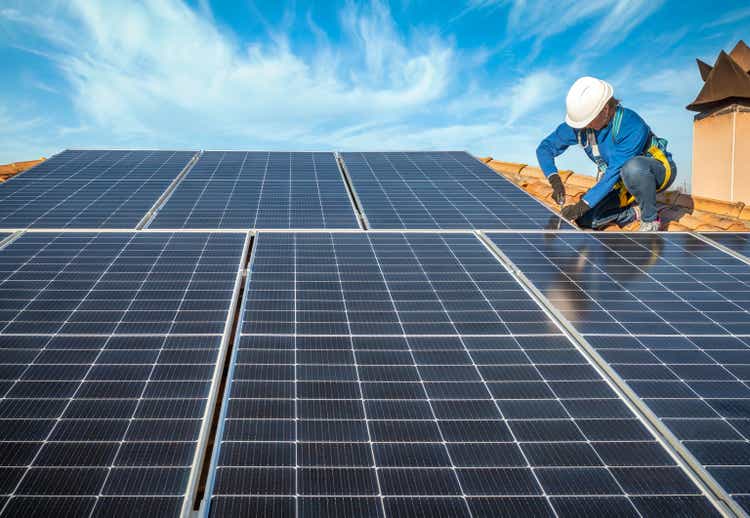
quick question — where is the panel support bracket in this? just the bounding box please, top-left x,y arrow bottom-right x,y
335,152 -> 369,230
183,231 -> 253,517
137,150 -> 203,230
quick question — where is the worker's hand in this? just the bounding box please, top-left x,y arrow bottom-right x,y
561,200 -> 589,221
548,173 -> 566,206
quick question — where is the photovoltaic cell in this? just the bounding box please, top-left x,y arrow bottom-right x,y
0,150 -> 196,229
0,231 -> 246,517
148,152 -> 359,229
702,232 -> 750,260
488,231 -> 750,513
341,152 -> 570,230
207,232 -> 715,517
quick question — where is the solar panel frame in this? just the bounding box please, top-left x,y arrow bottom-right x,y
485,230 -> 750,515
204,231 -> 718,517
0,231 -> 248,517
340,152 -> 571,230
0,150 -> 198,230
147,152 -> 361,230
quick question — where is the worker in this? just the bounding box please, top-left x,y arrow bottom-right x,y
537,76 -> 676,231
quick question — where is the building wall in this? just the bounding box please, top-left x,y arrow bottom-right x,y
692,107 -> 750,203
735,111 -> 750,203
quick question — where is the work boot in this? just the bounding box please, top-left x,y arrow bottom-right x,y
638,220 -> 660,232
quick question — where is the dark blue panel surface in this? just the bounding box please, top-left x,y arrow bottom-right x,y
0,232 -> 246,517
0,150 -> 196,229
341,152 -> 569,230
703,233 -> 750,260
149,152 -> 359,229
206,232 -> 715,517
488,231 -> 750,512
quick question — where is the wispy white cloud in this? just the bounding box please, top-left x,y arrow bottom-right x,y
0,0 -> 575,162
701,6 -> 750,29
0,102 -> 59,163
503,70 -> 565,126
447,69 -> 568,125
635,67 -> 702,102
461,0 -> 664,54
2,0 -> 455,145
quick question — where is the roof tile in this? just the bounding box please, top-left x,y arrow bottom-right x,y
0,158 -> 45,182
482,157 -> 750,232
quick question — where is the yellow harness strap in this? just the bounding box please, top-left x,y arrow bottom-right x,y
616,144 -> 672,207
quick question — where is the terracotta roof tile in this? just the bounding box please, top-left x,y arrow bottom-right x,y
482,157 -> 750,232
0,158 -> 45,182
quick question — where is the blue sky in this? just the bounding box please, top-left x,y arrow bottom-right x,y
1,1 -> 748,186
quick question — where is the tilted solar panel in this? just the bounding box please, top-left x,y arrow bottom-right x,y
0,232 -> 246,517
340,152 -> 570,230
148,152 -> 359,229
205,232 -> 717,517
488,231 -> 750,514
0,150 -> 197,229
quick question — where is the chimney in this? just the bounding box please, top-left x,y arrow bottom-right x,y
688,40 -> 750,203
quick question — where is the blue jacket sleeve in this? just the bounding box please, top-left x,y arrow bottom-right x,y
582,115 -> 650,207
536,123 -> 578,178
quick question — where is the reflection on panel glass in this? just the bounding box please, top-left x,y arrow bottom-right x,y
489,232 -> 750,513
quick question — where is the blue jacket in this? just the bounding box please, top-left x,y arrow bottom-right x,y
536,107 -> 666,207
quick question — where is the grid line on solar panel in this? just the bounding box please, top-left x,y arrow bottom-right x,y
147,152 -> 359,229
0,150 -> 197,229
0,231 -> 246,517
700,233 -> 750,267
340,152 -> 570,230
206,232 -> 718,517
487,231 -> 750,515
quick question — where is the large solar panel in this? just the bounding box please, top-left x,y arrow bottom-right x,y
0,231 -> 246,516
206,232 -> 717,517
0,150 -> 196,229
340,152 -> 570,230
488,231 -> 750,514
148,152 -> 359,229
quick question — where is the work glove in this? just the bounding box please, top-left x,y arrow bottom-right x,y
548,173 -> 566,206
561,200 -> 589,221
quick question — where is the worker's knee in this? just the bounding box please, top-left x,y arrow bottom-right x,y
620,156 -> 651,188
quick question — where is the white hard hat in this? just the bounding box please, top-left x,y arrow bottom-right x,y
565,76 -> 614,129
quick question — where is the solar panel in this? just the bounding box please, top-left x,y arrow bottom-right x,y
0,231 -> 246,517
148,152 -> 360,229
0,150 -> 197,229
702,232 -> 750,260
340,152 -> 570,230
206,232 -> 717,517
487,231 -> 750,513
